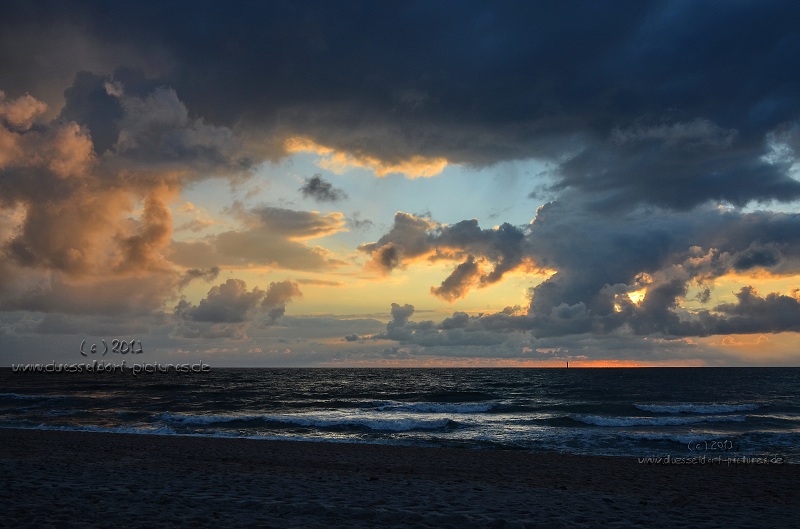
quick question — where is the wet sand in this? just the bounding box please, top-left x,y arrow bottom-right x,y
1,428 -> 796,528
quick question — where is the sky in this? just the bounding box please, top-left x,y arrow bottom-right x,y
1,1 -> 800,367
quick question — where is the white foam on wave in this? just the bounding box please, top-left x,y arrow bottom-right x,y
634,403 -> 759,414
758,413 -> 800,423
159,412 -> 454,432
159,412 -> 242,425
617,431 -> 732,445
572,414 -> 747,427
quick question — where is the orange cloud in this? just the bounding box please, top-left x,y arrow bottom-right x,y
716,334 -> 770,347
174,202 -> 216,233
285,136 -> 448,178
0,82 -> 273,316
114,186 -> 178,273
0,96 -> 94,179
0,91 -> 47,130
170,206 -> 347,272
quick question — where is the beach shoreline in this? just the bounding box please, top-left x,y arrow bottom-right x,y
1,428 -> 797,528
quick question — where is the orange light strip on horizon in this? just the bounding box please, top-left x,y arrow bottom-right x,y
319,358 -> 708,368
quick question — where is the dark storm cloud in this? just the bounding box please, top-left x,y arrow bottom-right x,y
514,199 -> 800,338
732,244 -> 782,272
360,212 -> 533,299
59,70 -> 126,154
360,213 -> 435,271
299,174 -> 348,202
430,256 -> 481,302
2,2 -> 799,207
434,219 -> 529,287
555,119 -> 800,211
701,287 -> 800,335
369,200 -> 800,344
375,303 -> 432,342
374,302 -> 508,346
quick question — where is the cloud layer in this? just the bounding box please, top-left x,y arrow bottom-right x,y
1,2 -> 799,364
174,279 -> 303,339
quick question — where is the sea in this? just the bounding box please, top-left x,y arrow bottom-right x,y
2,367 -> 799,462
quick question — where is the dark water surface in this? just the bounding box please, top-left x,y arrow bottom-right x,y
2,367 -> 799,461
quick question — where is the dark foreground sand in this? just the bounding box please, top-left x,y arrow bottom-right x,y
0,428 -> 796,528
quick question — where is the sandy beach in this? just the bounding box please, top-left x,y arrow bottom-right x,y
0,428 -> 796,528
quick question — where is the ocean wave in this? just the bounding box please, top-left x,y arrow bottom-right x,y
570,414 -> 747,427
617,431 -> 736,445
634,403 -> 759,414
158,412 -> 457,432
1,423 -> 178,436
279,399 -> 396,410
741,431 -> 800,448
757,413 -> 800,423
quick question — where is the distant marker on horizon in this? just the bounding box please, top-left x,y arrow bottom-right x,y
566,361 -> 569,368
